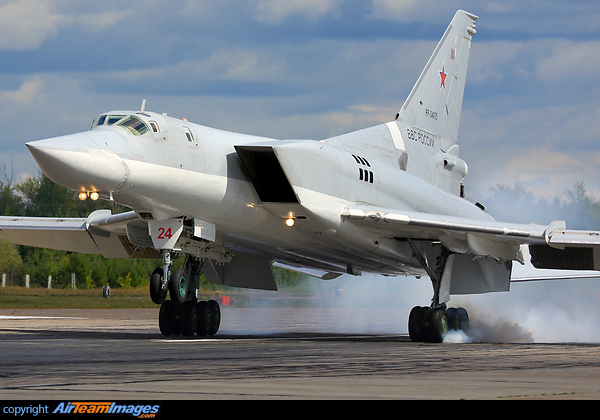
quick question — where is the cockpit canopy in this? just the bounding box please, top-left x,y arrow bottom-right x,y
89,113 -> 126,130
89,112 -> 157,136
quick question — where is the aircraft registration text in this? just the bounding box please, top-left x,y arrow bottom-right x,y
425,109 -> 438,120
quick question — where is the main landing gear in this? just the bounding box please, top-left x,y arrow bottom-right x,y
406,239 -> 470,343
150,252 -> 221,337
408,305 -> 469,343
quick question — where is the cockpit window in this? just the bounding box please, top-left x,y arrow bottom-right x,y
90,114 -> 126,130
95,115 -> 107,127
107,114 -> 125,125
90,115 -> 106,130
182,126 -> 194,142
117,116 -> 149,136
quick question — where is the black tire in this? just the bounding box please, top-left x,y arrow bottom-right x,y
150,268 -> 166,304
428,308 -> 448,343
457,307 -> 469,331
169,268 -> 188,306
159,300 -> 177,336
408,306 -> 426,342
445,307 -> 460,331
180,301 -> 198,336
196,301 -> 212,336
207,300 -> 221,336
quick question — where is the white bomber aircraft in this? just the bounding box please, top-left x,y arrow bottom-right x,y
3,10 -> 600,342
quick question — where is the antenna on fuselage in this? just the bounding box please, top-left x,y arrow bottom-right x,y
140,99 -> 147,112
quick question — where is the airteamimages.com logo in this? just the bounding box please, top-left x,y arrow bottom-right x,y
53,402 -> 160,417
3,402 -> 161,418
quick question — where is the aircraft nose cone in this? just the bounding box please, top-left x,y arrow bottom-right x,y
26,140 -> 58,167
26,134 -> 128,193
26,139 -> 74,185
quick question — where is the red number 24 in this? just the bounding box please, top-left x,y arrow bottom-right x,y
157,227 -> 172,239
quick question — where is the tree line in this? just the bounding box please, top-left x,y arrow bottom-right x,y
0,172 -> 161,289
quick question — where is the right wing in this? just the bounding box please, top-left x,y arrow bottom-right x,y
0,210 -> 141,258
342,205 -> 600,270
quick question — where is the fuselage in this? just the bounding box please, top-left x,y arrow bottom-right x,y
26,109 -> 493,277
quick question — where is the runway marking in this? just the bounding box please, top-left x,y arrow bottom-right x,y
0,316 -> 88,320
155,334 -> 402,343
155,338 -> 251,343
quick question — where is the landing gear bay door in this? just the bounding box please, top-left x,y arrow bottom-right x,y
148,218 -> 184,250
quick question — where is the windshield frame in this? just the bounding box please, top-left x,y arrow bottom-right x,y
89,113 -> 127,130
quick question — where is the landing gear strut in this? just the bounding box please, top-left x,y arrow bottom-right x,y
406,239 -> 469,343
151,252 -> 221,337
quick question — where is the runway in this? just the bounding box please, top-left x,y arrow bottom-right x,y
1,307 -> 600,400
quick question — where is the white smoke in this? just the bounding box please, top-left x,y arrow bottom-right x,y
219,274 -> 432,335
444,182 -> 600,344
220,273 -> 600,344
445,278 -> 600,343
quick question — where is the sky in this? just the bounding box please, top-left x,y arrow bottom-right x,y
1,0 -> 600,209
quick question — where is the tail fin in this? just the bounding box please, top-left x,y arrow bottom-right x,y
397,10 -> 478,152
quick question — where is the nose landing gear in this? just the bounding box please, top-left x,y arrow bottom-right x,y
151,251 -> 221,337
158,297 -> 221,337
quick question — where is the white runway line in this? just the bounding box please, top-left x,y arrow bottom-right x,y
0,315 -> 88,320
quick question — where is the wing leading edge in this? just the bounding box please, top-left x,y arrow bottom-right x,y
0,210 -> 139,258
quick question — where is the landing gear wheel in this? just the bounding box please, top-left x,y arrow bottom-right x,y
457,307 -> 469,331
408,306 -> 426,342
445,307 -> 460,331
196,301 -> 211,336
169,268 -> 188,306
428,308 -> 448,343
195,300 -> 221,336
408,306 -> 453,343
180,301 -> 198,336
207,300 -> 221,336
150,268 -> 166,304
159,300 -> 178,336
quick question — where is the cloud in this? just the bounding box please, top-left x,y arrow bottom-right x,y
68,10 -> 132,33
368,0 -> 456,22
251,0 -> 343,24
461,101 -> 600,202
535,40 -> 600,83
0,76 -> 45,106
0,0 -> 130,51
0,0 -> 62,50
463,145 -> 600,204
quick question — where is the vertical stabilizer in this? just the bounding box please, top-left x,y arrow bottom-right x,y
397,10 -> 478,153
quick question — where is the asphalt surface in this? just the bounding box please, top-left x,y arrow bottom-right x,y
1,307 -> 600,399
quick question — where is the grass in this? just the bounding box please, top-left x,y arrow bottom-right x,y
0,285 -> 338,309
0,286 -> 156,309
0,285 -> 292,309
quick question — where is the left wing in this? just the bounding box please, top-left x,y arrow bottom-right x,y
342,205 -> 600,270
0,210 -> 140,258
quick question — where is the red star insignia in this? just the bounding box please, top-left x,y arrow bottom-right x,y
439,65 -> 447,89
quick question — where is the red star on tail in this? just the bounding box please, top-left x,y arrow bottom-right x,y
439,66 -> 447,89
